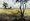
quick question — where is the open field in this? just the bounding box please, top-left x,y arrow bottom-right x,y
0,9 -> 30,13
0,9 -> 20,13
0,9 -> 30,21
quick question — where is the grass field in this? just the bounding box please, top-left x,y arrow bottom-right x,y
0,9 -> 30,14
0,9 -> 30,20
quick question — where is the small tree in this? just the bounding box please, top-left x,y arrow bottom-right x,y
3,2 -> 8,9
10,7 -> 12,9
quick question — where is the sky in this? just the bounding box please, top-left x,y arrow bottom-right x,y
0,0 -> 30,8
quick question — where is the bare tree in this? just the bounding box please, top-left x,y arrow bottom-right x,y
16,0 -> 29,18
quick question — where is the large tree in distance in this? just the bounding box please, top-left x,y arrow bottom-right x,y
3,2 -> 8,9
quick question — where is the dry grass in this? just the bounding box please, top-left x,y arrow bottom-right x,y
0,9 -> 30,20
0,9 -> 30,14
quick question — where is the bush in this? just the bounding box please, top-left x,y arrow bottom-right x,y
10,7 -> 12,9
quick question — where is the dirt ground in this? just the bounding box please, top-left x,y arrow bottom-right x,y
0,13 -> 21,21
0,13 -> 30,21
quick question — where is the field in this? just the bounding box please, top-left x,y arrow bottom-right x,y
0,9 -> 30,13
0,9 -> 30,21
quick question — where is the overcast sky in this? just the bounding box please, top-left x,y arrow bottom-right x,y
0,0 -> 30,8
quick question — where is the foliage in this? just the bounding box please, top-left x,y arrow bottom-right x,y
10,7 -> 12,9
3,2 -> 8,9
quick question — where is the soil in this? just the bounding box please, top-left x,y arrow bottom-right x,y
0,13 -> 30,21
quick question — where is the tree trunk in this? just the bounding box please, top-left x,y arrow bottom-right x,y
25,4 -> 26,9
5,6 -> 6,9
